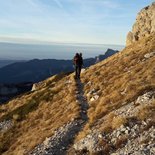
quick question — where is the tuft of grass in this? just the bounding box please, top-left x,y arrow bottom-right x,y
137,101 -> 155,121
0,99 -> 38,122
0,125 -> 19,154
112,116 -> 127,129
99,113 -> 116,133
115,135 -> 128,149
97,138 -> 112,155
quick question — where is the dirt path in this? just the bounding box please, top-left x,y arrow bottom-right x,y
76,79 -> 89,121
30,79 -> 89,155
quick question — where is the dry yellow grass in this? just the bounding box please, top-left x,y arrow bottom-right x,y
0,33 -> 155,154
115,135 -> 128,149
111,116 -> 127,129
137,100 -> 155,121
76,33 -> 155,139
0,73 -> 80,155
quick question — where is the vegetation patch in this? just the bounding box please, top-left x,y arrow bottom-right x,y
0,99 -> 38,122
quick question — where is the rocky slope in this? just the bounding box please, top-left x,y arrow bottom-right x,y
0,3 -> 155,155
0,73 -> 81,155
126,2 -> 155,46
29,80 -> 88,155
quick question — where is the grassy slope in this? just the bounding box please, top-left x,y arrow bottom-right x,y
76,33 -> 155,140
0,34 -> 155,154
0,73 -> 80,155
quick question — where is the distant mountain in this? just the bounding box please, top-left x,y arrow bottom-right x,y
0,49 -> 118,84
97,48 -> 119,60
0,60 -> 24,68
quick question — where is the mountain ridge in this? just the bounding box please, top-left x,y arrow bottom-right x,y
0,48 -> 118,84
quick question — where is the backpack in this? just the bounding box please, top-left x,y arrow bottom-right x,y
74,55 -> 79,65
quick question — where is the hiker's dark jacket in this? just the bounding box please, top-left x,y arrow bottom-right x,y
73,55 -> 83,66
79,56 -> 83,67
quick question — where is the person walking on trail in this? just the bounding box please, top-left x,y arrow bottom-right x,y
79,53 -> 83,79
73,53 -> 83,79
73,53 -> 80,79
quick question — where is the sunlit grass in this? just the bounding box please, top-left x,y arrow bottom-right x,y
77,33 -> 155,139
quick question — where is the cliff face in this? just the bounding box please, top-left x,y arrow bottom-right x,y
126,2 -> 155,46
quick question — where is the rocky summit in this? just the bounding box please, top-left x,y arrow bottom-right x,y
126,2 -> 155,46
0,2 -> 155,155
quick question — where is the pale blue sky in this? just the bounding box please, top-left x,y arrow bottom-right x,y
0,0 -> 154,45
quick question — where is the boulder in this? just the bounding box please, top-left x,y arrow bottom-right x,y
90,95 -> 99,102
144,51 -> 155,59
31,84 -> 37,91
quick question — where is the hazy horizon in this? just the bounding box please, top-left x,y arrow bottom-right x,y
0,0 -> 153,61
0,42 -> 124,60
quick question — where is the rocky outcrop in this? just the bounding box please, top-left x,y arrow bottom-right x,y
0,120 -> 13,132
31,82 -> 46,91
126,2 -> 155,46
73,91 -> 155,154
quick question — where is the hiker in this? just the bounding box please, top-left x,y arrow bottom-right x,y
73,53 -> 80,79
79,53 -> 83,78
73,53 -> 82,79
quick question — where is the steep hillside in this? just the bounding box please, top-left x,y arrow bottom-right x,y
0,73 -> 81,154
0,3 -> 155,155
70,32 -> 155,154
0,34 -> 154,154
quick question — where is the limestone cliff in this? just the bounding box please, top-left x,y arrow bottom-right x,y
126,2 -> 155,46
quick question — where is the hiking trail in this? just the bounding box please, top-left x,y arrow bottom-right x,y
30,79 -> 89,155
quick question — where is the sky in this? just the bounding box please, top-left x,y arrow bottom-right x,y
0,0 -> 154,45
